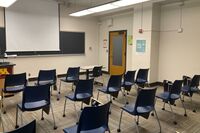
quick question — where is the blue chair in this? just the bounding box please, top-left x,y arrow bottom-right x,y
37,69 -> 57,96
6,120 -> 36,133
117,87 -> 161,133
89,66 -> 103,86
122,71 -> 136,95
135,69 -> 149,88
97,75 -> 124,104
58,67 -> 80,100
15,84 -> 57,130
63,79 -> 94,121
156,80 -> 186,125
181,75 -> 200,112
63,102 -> 111,133
2,73 -> 27,113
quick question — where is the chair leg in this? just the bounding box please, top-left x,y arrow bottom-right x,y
97,91 -> 100,100
57,81 -> 62,101
168,103 -> 177,125
81,102 -> 84,110
190,97 -> 196,112
180,98 -> 187,117
50,104 -> 57,130
15,106 -> 19,128
73,102 -> 79,122
50,86 -> 53,96
134,116 -> 140,133
117,110 -> 124,132
63,98 -> 67,117
154,109 -> 161,133
162,102 -> 166,110
2,94 -> 6,114
121,90 -> 128,104
41,110 -> 44,120
71,84 -> 74,92
136,116 -> 139,125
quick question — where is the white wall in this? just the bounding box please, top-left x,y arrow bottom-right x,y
158,0 -> 200,81
98,11 -> 133,71
0,5 -> 99,77
132,3 -> 153,82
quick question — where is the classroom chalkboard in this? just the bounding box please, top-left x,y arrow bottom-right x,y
60,31 -> 85,54
0,27 -> 5,56
0,29 -> 85,56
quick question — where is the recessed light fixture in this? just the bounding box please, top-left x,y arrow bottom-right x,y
0,0 -> 17,8
70,0 -> 151,17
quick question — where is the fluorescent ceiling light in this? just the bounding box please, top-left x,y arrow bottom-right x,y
0,0 -> 17,7
70,0 -> 151,17
112,0 -> 150,7
88,3 -> 119,13
70,10 -> 94,17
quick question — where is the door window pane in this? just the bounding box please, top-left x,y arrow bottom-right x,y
112,35 -> 123,66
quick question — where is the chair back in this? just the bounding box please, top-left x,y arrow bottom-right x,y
136,69 -> 149,82
74,79 -> 94,98
107,75 -> 122,91
163,80 -> 172,92
22,85 -> 50,110
135,87 -> 157,112
92,66 -> 102,77
190,75 -> 200,87
182,76 -> 191,86
170,80 -> 183,95
5,73 -> 26,87
6,120 -> 36,133
77,102 -> 111,132
66,67 -> 80,80
124,71 -> 136,83
38,69 -> 56,83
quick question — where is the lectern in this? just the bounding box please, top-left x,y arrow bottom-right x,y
0,62 -> 16,96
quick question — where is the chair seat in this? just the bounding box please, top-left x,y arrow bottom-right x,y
18,100 -> 49,111
3,85 -> 25,93
122,81 -> 133,87
156,92 -> 180,100
66,93 -> 92,101
63,125 -> 107,133
182,85 -> 199,93
98,87 -> 119,93
122,104 -> 154,115
136,78 -> 147,84
61,77 -> 78,83
38,80 -> 55,86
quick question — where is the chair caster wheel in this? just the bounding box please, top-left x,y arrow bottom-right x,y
41,117 -> 44,120
63,114 -> 66,117
3,111 -> 6,114
58,92 -> 60,94
81,108 -> 83,111
54,126 -> 57,130
127,92 -> 129,95
193,110 -> 196,113
174,104 -> 176,106
109,111 -> 111,115
151,113 -> 154,116
117,129 -> 121,132
173,121 -> 177,125
57,98 -> 60,101
113,98 -> 115,100
76,122 -> 79,125
184,114 -> 187,117
136,122 -> 139,125
162,108 -> 165,110
126,102 -> 129,104
15,125 -> 19,129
